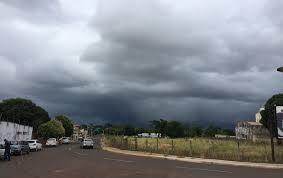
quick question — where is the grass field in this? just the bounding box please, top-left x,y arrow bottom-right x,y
104,136 -> 283,163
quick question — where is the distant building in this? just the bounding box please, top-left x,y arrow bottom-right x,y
255,107 -> 265,123
0,121 -> 33,144
138,133 -> 149,137
215,134 -> 236,139
137,133 -> 161,138
235,121 -> 269,142
72,124 -> 88,140
73,124 -> 80,140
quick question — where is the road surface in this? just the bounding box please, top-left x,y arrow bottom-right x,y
0,141 -> 282,178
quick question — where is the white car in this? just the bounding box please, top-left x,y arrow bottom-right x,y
27,140 -> 42,151
62,137 -> 70,144
46,138 -> 57,147
80,138 -> 94,149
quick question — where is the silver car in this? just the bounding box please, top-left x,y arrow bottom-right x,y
0,144 -> 5,160
80,138 -> 94,149
10,141 -> 30,155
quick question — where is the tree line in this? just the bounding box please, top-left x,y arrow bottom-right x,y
3,93 -> 283,140
94,119 -> 234,138
0,98 -> 73,139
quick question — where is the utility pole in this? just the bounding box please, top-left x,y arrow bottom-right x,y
270,105 -> 276,162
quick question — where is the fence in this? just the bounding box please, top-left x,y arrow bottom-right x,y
104,136 -> 283,163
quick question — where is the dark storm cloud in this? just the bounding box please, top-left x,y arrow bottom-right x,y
1,0 -> 283,126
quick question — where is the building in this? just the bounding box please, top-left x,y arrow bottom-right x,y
72,124 -> 88,140
215,134 -> 236,139
255,107 -> 265,123
72,124 -> 80,141
235,121 -> 269,142
0,121 -> 33,144
137,133 -> 161,138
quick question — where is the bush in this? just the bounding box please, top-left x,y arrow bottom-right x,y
38,119 -> 65,138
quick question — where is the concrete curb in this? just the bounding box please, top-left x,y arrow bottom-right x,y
102,146 -> 283,169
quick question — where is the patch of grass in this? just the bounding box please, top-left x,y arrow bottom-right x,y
104,136 -> 283,163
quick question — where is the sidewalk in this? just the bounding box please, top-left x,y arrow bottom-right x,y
102,145 -> 283,169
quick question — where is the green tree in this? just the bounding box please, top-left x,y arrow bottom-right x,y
0,98 -> 50,132
259,94 -> 283,162
150,119 -> 168,137
260,94 -> 283,137
124,125 -> 135,136
185,126 -> 203,137
166,121 -> 184,138
203,125 -> 219,137
37,119 -> 65,138
55,115 -> 74,137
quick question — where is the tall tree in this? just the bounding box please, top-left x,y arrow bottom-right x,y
260,94 -> 283,137
167,121 -> 184,138
124,125 -> 135,136
0,98 -> 50,132
37,119 -> 65,138
55,115 -> 74,137
203,125 -> 220,137
150,119 -> 168,137
260,93 -> 283,162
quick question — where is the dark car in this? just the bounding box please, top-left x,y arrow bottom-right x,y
10,141 -> 30,155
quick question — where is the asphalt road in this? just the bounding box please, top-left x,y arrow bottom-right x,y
0,141 -> 283,178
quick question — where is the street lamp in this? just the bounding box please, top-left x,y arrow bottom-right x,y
277,67 -> 283,72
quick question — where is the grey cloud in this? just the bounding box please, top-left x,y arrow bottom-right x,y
1,0 -> 283,126
0,0 -> 63,24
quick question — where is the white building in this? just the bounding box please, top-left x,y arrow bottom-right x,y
235,121 -> 269,142
255,107 -> 265,123
137,133 -> 161,138
0,121 -> 33,144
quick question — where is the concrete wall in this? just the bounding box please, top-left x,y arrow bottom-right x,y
0,121 -> 33,144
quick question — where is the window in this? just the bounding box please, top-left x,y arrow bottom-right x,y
23,132 -> 28,135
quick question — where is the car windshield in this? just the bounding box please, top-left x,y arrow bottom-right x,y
48,138 -> 56,141
27,141 -> 35,143
84,139 -> 92,142
10,141 -> 19,145
0,144 -> 4,149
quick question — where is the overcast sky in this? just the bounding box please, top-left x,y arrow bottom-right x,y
1,0 -> 283,126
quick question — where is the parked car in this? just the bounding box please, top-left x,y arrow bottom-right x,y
62,137 -> 70,144
80,138 -> 94,149
45,138 -> 57,147
0,144 -> 5,160
10,141 -> 30,155
27,140 -> 42,151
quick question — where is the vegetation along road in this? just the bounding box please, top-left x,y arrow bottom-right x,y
1,138 -> 283,178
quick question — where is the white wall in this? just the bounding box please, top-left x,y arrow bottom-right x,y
0,121 -> 33,144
